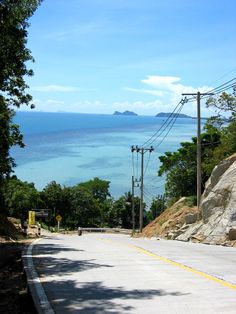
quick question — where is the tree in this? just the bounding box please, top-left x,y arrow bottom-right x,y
108,192 -> 141,229
69,185 -> 101,228
147,195 -> 166,222
41,181 -> 67,224
158,122 -> 222,203
4,177 -> 43,218
78,177 -> 111,202
206,87 -> 236,116
76,178 -> 111,227
0,0 -> 41,210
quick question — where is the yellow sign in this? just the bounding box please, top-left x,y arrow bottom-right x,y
28,211 -> 35,226
56,215 -> 62,222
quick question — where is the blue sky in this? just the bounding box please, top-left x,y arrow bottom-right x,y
25,0 -> 236,116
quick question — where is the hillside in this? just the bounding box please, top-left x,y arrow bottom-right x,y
0,216 -> 22,241
142,197 -> 199,238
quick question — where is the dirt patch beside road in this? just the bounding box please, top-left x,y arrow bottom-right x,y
0,240 -> 37,313
0,216 -> 40,313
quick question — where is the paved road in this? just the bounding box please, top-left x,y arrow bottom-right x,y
31,233 -> 236,313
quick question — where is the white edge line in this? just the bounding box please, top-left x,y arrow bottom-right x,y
22,239 -> 55,314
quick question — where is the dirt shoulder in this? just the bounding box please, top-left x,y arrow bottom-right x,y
0,239 -> 37,314
0,216 -> 40,314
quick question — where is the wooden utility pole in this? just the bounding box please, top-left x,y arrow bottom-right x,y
182,92 -> 214,212
131,145 -> 154,232
131,176 -> 135,233
131,176 -> 140,233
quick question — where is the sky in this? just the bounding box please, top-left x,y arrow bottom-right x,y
24,0 -> 236,116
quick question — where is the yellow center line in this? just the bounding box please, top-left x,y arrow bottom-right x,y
98,237 -> 236,291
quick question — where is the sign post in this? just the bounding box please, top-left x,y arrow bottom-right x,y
56,215 -> 62,232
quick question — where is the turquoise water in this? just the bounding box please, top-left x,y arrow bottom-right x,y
12,112 -> 198,203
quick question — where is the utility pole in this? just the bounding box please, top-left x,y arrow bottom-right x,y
132,176 -> 134,232
131,145 -> 154,232
131,176 -> 140,233
182,92 -> 214,212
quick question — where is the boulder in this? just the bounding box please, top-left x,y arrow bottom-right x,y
201,154 -> 236,228
176,153 -> 236,244
184,213 -> 198,224
229,229 -> 236,240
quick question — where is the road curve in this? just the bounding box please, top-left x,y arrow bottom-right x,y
30,233 -> 236,313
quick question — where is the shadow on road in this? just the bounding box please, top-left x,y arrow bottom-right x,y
32,242 -> 113,277
32,237 -> 189,313
44,280 -> 188,313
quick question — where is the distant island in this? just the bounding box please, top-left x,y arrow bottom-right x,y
156,112 -> 192,118
113,110 -> 138,116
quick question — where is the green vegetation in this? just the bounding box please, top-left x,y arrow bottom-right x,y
0,0 -> 42,211
146,195 -> 166,221
3,177 -> 147,229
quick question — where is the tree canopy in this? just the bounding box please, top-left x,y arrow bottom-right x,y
0,0 -> 41,210
206,87 -> 236,116
3,177 -> 147,230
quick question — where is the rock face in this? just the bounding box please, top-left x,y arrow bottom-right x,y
177,153 -> 236,245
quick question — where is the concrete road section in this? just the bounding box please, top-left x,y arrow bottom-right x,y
30,234 -> 236,313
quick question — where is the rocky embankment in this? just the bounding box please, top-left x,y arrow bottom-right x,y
142,153 -> 236,247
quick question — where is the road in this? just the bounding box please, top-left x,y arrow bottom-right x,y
30,233 -> 236,313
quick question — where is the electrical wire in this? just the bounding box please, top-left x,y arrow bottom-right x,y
144,101 -> 185,149
153,102 -> 185,149
141,99 -> 185,148
206,77 -> 236,94
143,151 -> 151,176
186,79 -> 236,104
207,68 -> 236,86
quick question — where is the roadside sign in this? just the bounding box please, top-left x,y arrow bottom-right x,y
56,215 -> 62,222
35,211 -> 48,217
33,209 -> 49,217
28,211 -> 35,226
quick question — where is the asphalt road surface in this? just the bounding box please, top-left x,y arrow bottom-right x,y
31,233 -> 236,313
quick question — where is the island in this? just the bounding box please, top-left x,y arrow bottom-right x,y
113,110 -> 138,116
156,112 -> 192,118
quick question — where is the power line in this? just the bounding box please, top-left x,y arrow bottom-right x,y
207,68 -> 236,86
143,151 -> 152,176
186,79 -> 236,104
206,77 -> 236,94
141,99 -> 185,148
153,102 -> 185,149
142,99 -> 186,149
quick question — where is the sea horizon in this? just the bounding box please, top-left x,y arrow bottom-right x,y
12,111 -> 198,205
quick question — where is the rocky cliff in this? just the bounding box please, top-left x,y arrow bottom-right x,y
176,153 -> 236,246
142,153 -> 236,247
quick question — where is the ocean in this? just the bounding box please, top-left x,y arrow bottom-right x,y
12,112 -> 198,204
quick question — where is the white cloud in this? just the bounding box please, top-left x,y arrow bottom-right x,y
32,85 -> 80,92
126,75 -> 214,116
140,75 -> 212,96
141,76 -> 181,89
